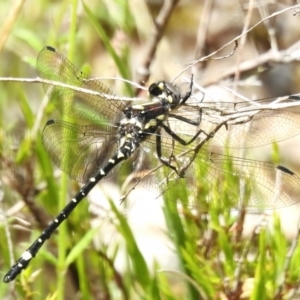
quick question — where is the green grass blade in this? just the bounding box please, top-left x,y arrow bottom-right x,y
83,1 -> 133,96
108,198 -> 150,289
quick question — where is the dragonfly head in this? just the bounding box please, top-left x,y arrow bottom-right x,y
148,81 -> 181,109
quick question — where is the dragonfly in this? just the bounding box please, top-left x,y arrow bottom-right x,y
3,46 -> 300,283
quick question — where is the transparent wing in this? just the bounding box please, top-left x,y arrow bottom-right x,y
128,119 -> 300,211
37,46 -> 126,126
162,150 -> 300,210
206,108 -> 300,149
42,120 -> 120,182
168,95 -> 300,148
136,145 -> 300,211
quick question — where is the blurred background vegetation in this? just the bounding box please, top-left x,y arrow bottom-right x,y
1,0 -> 300,299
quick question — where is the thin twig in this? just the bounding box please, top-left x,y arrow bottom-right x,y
202,41 -> 300,86
257,1 -> 279,52
136,0 -> 180,88
274,211 -> 300,299
232,0 -> 255,94
0,0 -> 26,53
173,3 -> 300,82
193,0 -> 215,62
0,77 -> 140,102
97,249 -> 129,300
232,217 -> 265,294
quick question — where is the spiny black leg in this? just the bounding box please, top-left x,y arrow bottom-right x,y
168,113 -> 201,126
156,128 -> 179,172
161,123 -> 207,146
180,74 -> 194,104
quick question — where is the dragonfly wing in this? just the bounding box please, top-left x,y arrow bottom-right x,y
200,98 -> 300,148
42,120 -> 119,182
37,46 -> 126,125
158,149 -> 300,210
225,109 -> 300,148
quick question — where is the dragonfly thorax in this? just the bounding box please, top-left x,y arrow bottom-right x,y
120,81 -> 183,140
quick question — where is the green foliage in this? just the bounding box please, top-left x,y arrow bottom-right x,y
1,1 -> 300,300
